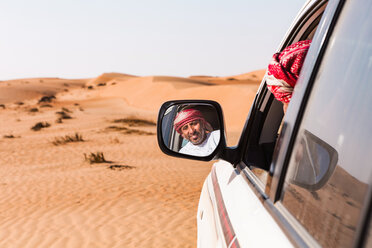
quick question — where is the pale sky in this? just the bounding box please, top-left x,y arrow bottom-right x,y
0,0 -> 305,80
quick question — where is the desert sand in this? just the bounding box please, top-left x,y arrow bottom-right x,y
0,70 -> 263,248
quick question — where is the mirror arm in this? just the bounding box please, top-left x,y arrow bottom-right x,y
218,146 -> 240,167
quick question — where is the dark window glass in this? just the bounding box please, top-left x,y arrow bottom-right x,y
281,0 -> 372,247
364,214 -> 372,247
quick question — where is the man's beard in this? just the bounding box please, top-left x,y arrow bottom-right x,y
189,130 -> 206,145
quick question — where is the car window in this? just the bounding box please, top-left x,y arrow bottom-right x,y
280,0 -> 372,247
249,89 -> 284,185
245,4 -> 327,186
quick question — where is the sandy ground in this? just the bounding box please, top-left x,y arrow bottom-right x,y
0,70 -> 263,248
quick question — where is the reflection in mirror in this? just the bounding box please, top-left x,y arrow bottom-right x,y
161,104 -> 220,157
288,130 -> 338,191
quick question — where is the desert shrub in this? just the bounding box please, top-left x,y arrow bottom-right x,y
38,95 -> 56,103
40,104 -> 53,108
31,122 -> 51,131
55,111 -> 72,119
106,125 -> 154,135
106,126 -> 128,131
29,108 -> 39,112
84,152 -> 109,164
3,135 -> 15,138
112,118 -> 156,127
0,104 -> 5,109
108,165 -> 135,171
61,107 -> 72,113
52,133 -> 84,145
97,83 -> 106,86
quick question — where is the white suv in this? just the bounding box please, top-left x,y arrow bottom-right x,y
157,0 -> 372,247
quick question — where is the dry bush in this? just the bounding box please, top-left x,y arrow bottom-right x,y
61,107 -> 72,113
106,126 -> 128,131
3,135 -> 15,138
108,165 -> 135,171
38,95 -> 56,103
106,126 -> 154,135
113,118 -> 156,127
84,152 -> 110,164
52,133 -> 84,146
28,108 -> 39,112
55,110 -> 72,119
31,122 -> 51,131
40,104 -> 53,108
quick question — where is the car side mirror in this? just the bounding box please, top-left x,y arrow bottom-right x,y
287,130 -> 338,191
157,100 -> 226,161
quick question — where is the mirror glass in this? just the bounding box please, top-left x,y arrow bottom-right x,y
161,103 -> 221,157
288,130 -> 338,190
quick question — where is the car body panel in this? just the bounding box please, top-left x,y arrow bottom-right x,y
197,160 -> 293,247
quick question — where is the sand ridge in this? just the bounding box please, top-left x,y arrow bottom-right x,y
0,70 -> 263,247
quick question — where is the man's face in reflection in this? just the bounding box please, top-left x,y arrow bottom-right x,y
180,119 -> 206,145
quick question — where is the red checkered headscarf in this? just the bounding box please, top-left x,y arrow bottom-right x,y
174,108 -> 213,134
265,40 -> 311,103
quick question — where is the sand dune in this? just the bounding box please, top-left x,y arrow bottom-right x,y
190,69 -> 266,85
0,78 -> 87,105
152,76 -> 214,88
0,70 -> 263,247
87,72 -> 137,86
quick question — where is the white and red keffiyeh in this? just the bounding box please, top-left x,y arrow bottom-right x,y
265,40 -> 311,103
173,108 -> 212,134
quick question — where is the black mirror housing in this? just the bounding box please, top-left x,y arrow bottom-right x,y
157,100 -> 227,161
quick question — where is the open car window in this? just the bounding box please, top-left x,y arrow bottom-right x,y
243,1 -> 328,186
